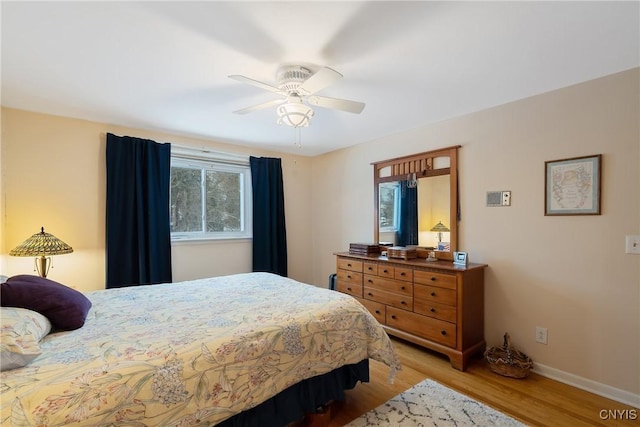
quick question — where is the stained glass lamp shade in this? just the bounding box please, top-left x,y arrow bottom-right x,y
430,221 -> 450,244
9,227 -> 73,277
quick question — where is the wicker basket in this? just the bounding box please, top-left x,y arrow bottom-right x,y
485,333 -> 533,379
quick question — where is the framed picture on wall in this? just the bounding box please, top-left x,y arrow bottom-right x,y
545,154 -> 602,215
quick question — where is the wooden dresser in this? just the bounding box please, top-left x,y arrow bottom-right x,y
335,252 -> 487,371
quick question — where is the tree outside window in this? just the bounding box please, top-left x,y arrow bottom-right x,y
170,157 -> 251,240
379,182 -> 400,232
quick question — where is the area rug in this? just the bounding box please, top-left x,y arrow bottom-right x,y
346,379 -> 526,426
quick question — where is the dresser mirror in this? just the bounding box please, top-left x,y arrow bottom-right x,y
373,145 -> 460,260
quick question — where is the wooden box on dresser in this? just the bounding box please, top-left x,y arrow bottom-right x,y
335,252 -> 487,371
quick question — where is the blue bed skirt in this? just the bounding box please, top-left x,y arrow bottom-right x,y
219,359 -> 369,426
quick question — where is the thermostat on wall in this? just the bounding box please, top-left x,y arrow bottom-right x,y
487,191 -> 511,207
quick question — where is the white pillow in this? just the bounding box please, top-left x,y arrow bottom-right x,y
1,307 -> 52,370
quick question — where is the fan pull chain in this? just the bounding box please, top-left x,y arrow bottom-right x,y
294,127 -> 302,148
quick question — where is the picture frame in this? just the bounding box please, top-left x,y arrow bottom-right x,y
545,154 -> 601,216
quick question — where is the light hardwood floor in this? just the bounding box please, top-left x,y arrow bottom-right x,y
322,337 -> 638,426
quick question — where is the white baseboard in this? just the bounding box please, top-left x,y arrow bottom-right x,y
533,363 -> 640,408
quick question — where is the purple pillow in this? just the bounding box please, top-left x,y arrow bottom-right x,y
0,275 -> 92,331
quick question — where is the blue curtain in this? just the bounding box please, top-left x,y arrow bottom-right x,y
397,180 -> 418,246
249,156 -> 288,276
105,133 -> 172,288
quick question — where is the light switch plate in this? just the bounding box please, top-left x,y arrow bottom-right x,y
502,191 -> 511,206
625,235 -> 640,254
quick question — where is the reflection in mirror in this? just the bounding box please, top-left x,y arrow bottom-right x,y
379,182 -> 399,236
378,175 -> 450,250
418,174 -> 450,249
373,146 -> 459,258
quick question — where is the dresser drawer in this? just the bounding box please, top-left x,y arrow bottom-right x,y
378,265 -> 395,279
337,269 -> 362,285
358,298 -> 386,324
387,307 -> 456,347
364,286 -> 412,311
363,262 -> 378,275
337,258 -> 363,273
414,284 -> 457,306
414,270 -> 457,290
394,267 -> 413,282
364,275 -> 412,296
337,281 -> 363,298
414,299 -> 457,323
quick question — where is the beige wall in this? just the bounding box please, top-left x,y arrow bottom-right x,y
0,110 -> 313,289
311,69 -> 639,401
1,68 -> 638,403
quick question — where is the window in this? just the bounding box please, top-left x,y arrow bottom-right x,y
170,152 -> 252,241
379,182 -> 400,232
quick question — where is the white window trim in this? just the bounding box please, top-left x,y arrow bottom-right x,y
170,145 -> 252,242
171,144 -> 250,166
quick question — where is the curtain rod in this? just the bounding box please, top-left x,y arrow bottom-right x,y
102,134 -> 250,164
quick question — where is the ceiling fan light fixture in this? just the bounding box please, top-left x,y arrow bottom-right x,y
276,102 -> 314,128
230,64 -> 364,126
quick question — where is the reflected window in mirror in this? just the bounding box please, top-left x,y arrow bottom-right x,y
379,180 -> 420,246
379,182 -> 400,233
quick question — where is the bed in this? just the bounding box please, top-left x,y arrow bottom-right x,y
1,272 -> 400,426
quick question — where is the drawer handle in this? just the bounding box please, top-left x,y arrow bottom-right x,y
368,279 -> 373,283
347,287 -> 352,291
430,308 -> 436,313
368,267 -> 373,271
383,269 -> 388,273
375,310 -> 381,314
430,277 -> 436,281
347,263 -> 352,267
368,292 -> 373,296
391,315 -> 397,320
401,286 -> 406,290
401,301 -> 406,305
400,272 -> 405,276
347,275 -> 352,279
430,292 -> 436,297
441,330 -> 447,336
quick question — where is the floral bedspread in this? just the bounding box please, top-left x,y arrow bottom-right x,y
1,272 -> 400,426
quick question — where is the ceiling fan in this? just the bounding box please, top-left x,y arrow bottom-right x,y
229,65 -> 365,128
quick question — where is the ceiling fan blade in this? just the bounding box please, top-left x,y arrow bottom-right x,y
232,98 -> 285,115
297,67 -> 343,96
307,95 -> 365,114
228,75 -> 284,94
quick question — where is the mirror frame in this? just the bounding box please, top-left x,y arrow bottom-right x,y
373,145 -> 460,260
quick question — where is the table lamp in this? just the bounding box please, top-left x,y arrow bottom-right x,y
430,221 -> 450,245
9,227 -> 73,277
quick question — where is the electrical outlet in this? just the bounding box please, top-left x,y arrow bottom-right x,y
625,235 -> 640,254
535,327 -> 548,345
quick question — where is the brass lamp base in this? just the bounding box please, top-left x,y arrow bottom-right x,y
35,256 -> 52,277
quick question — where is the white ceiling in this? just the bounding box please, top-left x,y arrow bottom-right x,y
2,1 -> 638,156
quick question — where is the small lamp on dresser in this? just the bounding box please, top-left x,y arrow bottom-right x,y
430,221 -> 450,246
9,227 -> 73,277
